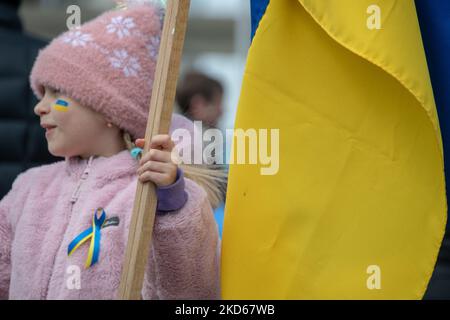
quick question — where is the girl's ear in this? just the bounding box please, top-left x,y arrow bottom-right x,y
99,113 -> 115,127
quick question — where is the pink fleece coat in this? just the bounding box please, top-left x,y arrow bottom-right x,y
0,150 -> 220,300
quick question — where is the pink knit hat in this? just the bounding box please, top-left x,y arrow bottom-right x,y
30,3 -> 164,140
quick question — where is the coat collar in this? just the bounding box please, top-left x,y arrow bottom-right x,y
65,149 -> 138,186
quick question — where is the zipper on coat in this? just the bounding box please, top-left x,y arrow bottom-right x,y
44,155 -> 95,299
70,156 -> 94,204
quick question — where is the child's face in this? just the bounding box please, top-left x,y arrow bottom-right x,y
34,87 -> 113,158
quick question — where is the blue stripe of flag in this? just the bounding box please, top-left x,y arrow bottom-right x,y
56,99 -> 69,107
251,0 -> 270,41
415,0 -> 450,232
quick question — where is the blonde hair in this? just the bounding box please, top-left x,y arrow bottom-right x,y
122,131 -> 227,209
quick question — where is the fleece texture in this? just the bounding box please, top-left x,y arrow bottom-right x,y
0,115 -> 220,300
0,151 -> 220,300
30,4 -> 163,140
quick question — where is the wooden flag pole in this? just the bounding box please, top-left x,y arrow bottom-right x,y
118,0 -> 191,300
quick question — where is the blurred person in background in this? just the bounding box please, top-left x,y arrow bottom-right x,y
0,0 -> 59,199
176,70 -> 227,237
176,70 -> 224,129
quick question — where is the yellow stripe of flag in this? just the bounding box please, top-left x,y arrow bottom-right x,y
221,0 -> 446,299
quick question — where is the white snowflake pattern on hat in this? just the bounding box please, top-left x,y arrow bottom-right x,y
107,16 -> 136,39
62,31 -> 93,47
109,49 -> 141,77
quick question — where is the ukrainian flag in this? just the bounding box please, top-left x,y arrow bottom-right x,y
221,0 -> 447,299
53,99 -> 69,112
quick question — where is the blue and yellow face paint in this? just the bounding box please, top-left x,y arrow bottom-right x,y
53,99 -> 70,112
68,208 -> 106,269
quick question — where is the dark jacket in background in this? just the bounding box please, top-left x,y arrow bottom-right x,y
0,3 -> 60,199
416,0 -> 450,299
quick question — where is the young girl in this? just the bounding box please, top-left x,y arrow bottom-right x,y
0,2 -> 223,299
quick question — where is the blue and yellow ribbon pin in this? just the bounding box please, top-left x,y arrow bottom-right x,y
53,99 -> 69,112
68,208 -> 106,268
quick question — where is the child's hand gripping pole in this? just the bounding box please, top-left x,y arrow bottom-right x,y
118,0 -> 191,300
